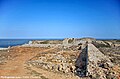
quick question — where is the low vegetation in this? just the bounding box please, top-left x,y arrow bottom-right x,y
92,42 -> 110,48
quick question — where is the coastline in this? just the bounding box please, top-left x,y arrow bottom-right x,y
0,47 -> 9,50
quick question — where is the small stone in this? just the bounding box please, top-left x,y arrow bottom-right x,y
70,66 -> 75,73
42,65 -> 48,69
64,68 -> 69,73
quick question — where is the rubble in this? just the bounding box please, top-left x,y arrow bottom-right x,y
27,50 -> 77,74
1,38 -> 119,79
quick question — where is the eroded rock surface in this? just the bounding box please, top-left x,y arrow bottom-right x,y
1,38 -> 119,79
27,49 -> 78,75
87,44 -> 118,79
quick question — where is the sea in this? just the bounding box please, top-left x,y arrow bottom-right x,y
0,39 -> 63,48
0,39 -> 118,48
0,39 -> 30,48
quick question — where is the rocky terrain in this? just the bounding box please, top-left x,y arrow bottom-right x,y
0,38 -> 120,79
0,50 -> 9,65
27,48 -> 77,74
93,40 -> 120,79
93,40 -> 120,66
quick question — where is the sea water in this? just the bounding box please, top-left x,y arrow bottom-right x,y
0,39 -> 63,48
0,39 -> 31,48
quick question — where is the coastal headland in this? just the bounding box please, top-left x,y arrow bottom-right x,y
0,38 -> 120,79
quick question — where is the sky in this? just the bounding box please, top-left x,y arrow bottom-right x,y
0,0 -> 120,39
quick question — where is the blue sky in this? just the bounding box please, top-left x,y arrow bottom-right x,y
0,0 -> 120,39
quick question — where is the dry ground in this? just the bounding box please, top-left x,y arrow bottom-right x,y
0,47 -> 80,79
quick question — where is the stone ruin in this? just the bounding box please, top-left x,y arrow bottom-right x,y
26,50 -> 77,75
26,39 -> 118,79
63,38 -> 75,45
87,44 -> 115,79
75,45 -> 88,77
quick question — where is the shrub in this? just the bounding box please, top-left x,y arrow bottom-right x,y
40,41 -> 49,44
116,40 -> 120,42
92,42 -> 110,48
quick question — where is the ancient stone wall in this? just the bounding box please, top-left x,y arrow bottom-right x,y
75,45 -> 88,77
87,44 -> 113,78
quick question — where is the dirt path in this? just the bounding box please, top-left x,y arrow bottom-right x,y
0,47 -> 56,78
0,47 -> 82,79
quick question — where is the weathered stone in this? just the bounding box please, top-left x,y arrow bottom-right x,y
64,68 -> 70,73
70,65 -> 75,73
47,63 -> 52,70
62,63 -> 68,70
87,44 -> 115,78
42,64 -> 48,69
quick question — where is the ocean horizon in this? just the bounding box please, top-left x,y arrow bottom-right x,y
0,38 -> 120,48
0,39 -> 64,48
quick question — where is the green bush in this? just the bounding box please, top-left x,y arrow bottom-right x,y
40,41 -> 49,44
92,42 -> 110,48
116,40 -> 120,42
